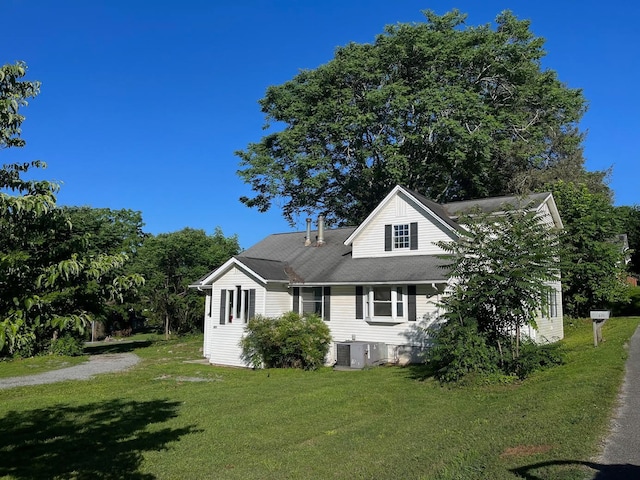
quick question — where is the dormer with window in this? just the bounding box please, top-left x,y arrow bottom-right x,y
344,186 -> 458,259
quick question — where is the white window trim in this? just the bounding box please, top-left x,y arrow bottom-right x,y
365,285 -> 406,323
223,287 -> 251,324
300,287 -> 324,318
393,224 -> 410,250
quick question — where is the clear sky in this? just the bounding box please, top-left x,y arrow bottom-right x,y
5,0 -> 639,248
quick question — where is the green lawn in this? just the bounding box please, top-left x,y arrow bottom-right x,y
0,319 -> 637,480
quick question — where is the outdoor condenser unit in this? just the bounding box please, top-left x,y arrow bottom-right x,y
335,341 -> 387,369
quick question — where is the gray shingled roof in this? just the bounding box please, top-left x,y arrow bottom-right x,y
195,188 -> 551,287
237,227 -> 450,284
442,192 -> 550,218
405,188 -> 462,232
194,226 -> 450,286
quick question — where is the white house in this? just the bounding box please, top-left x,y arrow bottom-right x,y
190,186 -> 564,367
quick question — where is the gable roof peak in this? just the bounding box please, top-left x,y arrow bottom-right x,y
343,185 -> 459,246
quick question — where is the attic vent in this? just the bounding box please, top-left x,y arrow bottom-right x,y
396,197 -> 406,217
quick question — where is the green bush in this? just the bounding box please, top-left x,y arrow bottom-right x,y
425,320 -> 500,383
240,312 -> 332,370
426,320 -> 565,383
611,286 -> 640,316
49,334 -> 85,356
505,341 -> 565,379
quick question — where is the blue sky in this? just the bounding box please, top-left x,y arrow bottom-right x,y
5,0 -> 639,248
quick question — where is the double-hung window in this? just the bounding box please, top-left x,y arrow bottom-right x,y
302,287 -> 323,316
394,224 -> 410,249
293,287 -> 330,321
547,289 -> 558,318
385,222 -> 418,251
356,285 -> 416,322
366,286 -> 405,321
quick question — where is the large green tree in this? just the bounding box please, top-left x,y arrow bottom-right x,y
0,62 -> 143,356
58,207 -> 148,331
238,10 -> 589,226
551,181 -> 629,317
129,228 -> 240,337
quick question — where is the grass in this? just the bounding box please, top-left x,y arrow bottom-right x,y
0,318 -> 638,479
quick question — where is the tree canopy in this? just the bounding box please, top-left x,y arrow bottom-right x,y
238,10 -> 589,226
127,228 -> 240,336
0,62 -> 143,356
551,181 -> 630,317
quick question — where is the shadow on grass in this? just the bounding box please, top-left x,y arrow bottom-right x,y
0,399 -> 198,479
512,459 -> 640,479
84,340 -> 153,355
397,363 -> 437,381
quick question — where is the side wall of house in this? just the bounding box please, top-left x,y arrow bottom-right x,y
203,265 -> 290,367
530,280 -> 564,343
325,284 -> 444,364
352,192 -> 454,259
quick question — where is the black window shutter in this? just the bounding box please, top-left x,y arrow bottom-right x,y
219,290 -> 226,325
410,222 -> 418,250
293,287 -> 300,313
384,224 -> 392,251
408,285 -> 417,321
323,287 -> 331,321
248,289 -> 256,320
355,286 -> 363,319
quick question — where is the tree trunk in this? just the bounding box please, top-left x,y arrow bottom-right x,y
165,313 -> 170,340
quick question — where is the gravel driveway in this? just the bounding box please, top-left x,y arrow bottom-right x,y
0,353 -> 140,390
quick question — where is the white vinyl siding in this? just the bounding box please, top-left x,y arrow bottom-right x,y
325,285 -> 445,364
352,193 -> 453,258
264,284 -> 291,317
534,281 -> 564,343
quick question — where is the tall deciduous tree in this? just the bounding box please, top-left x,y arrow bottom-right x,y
58,207 -> 148,330
238,10 -> 590,226
0,62 -> 143,356
551,181 -> 629,317
129,228 -> 240,337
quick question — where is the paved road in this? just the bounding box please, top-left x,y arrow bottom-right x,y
595,325 -> 640,479
0,353 -> 140,390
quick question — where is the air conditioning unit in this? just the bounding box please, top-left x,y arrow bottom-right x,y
335,341 -> 387,369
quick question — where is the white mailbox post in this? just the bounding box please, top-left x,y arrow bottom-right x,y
590,310 -> 610,347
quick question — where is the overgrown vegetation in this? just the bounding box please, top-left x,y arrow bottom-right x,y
0,62 -> 145,357
430,206 -> 562,382
240,312 -> 331,370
